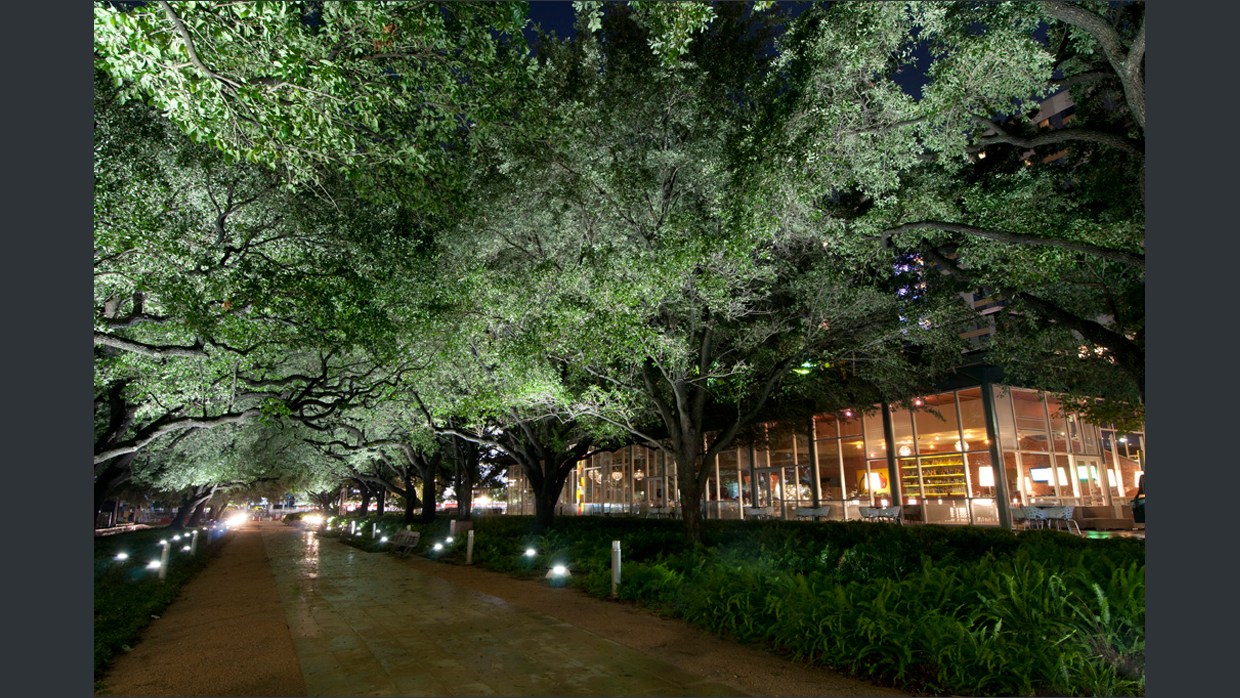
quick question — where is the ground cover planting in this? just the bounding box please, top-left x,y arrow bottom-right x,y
93,526 -> 230,680
365,515 -> 1143,697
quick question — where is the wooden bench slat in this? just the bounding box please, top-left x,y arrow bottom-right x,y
390,530 -> 421,557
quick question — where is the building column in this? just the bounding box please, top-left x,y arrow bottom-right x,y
748,443 -> 758,508
881,401 -> 902,505
979,378 -> 1014,530
808,416 -> 821,508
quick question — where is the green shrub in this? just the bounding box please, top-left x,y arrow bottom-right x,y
94,526 -> 228,678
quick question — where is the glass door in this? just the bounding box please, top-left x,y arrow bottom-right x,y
1075,456 -> 1105,506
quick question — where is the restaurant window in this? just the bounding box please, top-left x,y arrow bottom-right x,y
814,413 -> 837,439
1020,452 -> 1055,502
863,411 -> 887,461
816,438 -> 842,500
914,392 -> 961,456
1011,390 -> 1050,451
838,411 -> 863,438
866,460 -> 894,503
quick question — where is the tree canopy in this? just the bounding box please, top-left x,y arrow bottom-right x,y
94,1 -> 1146,539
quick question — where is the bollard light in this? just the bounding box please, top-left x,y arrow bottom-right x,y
524,548 -> 537,557
115,552 -> 129,561
433,543 -> 443,551
147,560 -> 161,569
380,536 -> 389,543
611,540 -> 622,598
545,564 -> 571,583
446,536 -> 454,543
181,545 -> 191,551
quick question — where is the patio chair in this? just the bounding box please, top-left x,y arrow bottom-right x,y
744,506 -> 775,520
1012,506 -> 1048,531
1043,506 -> 1081,535
859,506 -> 902,524
794,505 -> 833,521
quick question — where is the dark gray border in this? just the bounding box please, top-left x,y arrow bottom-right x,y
67,2 -> 1200,695
14,1 -> 93,694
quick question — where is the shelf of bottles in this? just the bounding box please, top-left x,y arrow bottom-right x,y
901,455 -> 968,498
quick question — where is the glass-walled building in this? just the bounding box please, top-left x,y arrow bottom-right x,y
505,386 -> 1144,528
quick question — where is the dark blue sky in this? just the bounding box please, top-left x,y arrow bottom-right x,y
527,0 -> 578,41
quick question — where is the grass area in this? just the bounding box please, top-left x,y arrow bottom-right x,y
326,512 -> 1144,697
94,525 -> 232,681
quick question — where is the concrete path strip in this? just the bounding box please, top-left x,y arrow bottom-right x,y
262,524 -> 746,697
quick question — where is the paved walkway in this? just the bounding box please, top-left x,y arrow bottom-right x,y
260,525 -> 746,698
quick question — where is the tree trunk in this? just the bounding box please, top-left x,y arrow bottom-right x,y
402,472 -> 421,524
208,498 -> 231,522
357,483 -> 371,516
169,486 -> 214,530
376,486 -> 386,516
674,442 -> 706,546
188,499 -> 209,527
94,453 -> 136,523
419,474 -> 436,523
533,484 -> 560,533
530,458 -> 574,534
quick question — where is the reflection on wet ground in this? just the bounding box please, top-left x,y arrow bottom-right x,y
260,525 -> 745,698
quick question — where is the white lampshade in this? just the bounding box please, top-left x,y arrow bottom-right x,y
868,472 -> 883,491
978,466 -> 994,487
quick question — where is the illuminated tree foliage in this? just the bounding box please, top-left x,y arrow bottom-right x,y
453,4 -> 962,544
94,0 -> 531,203
93,2 -> 1147,527
756,2 -> 1145,417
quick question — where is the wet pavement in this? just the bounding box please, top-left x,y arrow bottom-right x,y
260,525 -> 746,698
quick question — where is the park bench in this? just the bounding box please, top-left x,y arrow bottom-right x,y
390,529 -> 421,557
